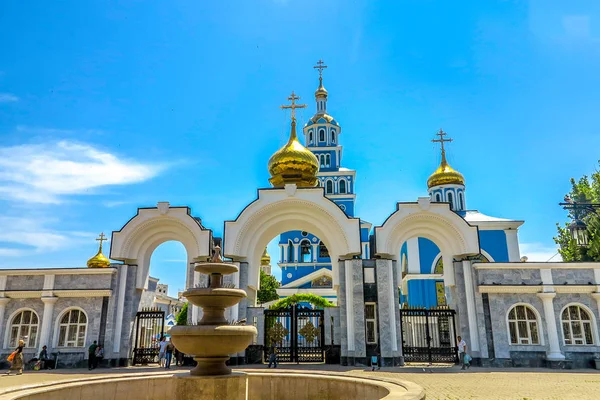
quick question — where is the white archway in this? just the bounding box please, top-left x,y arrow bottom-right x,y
375,197 -> 480,286
110,202 -> 212,290
224,185 -> 362,292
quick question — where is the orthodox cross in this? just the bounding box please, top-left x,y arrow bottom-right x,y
96,232 -> 107,250
313,59 -> 328,78
280,91 -> 307,121
432,128 -> 453,153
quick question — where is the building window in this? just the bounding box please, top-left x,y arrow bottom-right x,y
339,179 -> 346,194
458,192 -> 464,210
287,240 -> 294,262
319,129 -> 325,142
365,303 -> 377,344
319,241 -> 329,258
309,131 -> 313,143
339,204 -> 346,211
447,192 -> 454,210
300,240 -> 312,263
435,193 -> 441,202
331,131 -> 336,143
9,309 -> 39,348
561,305 -> 594,345
319,155 -> 325,167
58,309 -> 88,347
325,180 -> 333,194
325,154 -> 330,167
507,305 -> 540,345
364,267 -> 375,283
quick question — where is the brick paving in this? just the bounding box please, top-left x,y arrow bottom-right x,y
0,364 -> 599,399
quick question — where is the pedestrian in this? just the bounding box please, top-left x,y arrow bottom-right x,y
94,345 -> 104,368
6,339 -> 25,375
165,340 -> 174,369
39,345 -> 48,370
267,344 -> 277,368
88,340 -> 98,370
158,336 -> 167,367
457,335 -> 469,370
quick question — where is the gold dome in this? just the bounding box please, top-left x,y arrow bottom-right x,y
268,118 -> 319,187
87,233 -> 111,268
261,248 -> 271,266
427,149 -> 465,189
315,77 -> 328,98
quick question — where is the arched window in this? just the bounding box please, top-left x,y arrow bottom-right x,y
435,193 -> 441,202
309,131 -> 313,143
325,154 -> 331,167
331,131 -> 336,143
447,192 -> 454,210
319,155 -> 325,167
561,305 -> 594,345
458,192 -> 464,210
319,129 -> 325,142
287,240 -> 294,262
300,240 -> 312,263
507,305 -> 540,345
318,241 -> 329,258
9,309 -> 39,348
339,179 -> 347,194
57,309 -> 88,347
326,180 -> 333,194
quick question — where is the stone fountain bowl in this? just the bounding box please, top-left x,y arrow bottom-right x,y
194,262 -> 238,275
183,288 -> 247,309
170,325 -> 257,357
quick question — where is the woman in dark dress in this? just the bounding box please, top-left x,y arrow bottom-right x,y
6,339 -> 24,375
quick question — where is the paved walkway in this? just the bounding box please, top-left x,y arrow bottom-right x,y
0,364 -> 599,399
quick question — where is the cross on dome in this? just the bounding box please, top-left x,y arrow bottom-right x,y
96,232 -> 107,249
313,59 -> 328,79
280,91 -> 307,121
432,128 -> 453,154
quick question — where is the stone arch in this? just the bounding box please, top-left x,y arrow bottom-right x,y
375,197 -> 480,286
110,202 -> 212,290
224,186 -> 362,292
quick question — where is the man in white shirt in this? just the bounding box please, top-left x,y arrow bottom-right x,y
158,336 -> 168,367
457,336 -> 468,370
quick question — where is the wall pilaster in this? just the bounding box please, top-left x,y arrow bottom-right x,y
537,292 -> 565,360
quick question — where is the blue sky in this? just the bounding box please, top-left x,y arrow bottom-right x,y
1,1 -> 599,297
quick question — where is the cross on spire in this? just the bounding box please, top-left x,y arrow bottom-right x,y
280,91 -> 307,121
96,232 -> 107,250
313,59 -> 328,79
432,128 -> 453,153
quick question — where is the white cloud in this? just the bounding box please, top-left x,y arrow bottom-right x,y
0,216 -> 95,257
0,140 -> 164,204
519,242 -> 562,262
0,93 -> 18,103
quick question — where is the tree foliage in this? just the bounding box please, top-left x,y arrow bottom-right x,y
175,302 -> 188,326
554,165 -> 600,262
270,293 -> 335,310
257,270 -> 280,305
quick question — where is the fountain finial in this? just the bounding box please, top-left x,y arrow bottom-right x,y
211,245 -> 223,263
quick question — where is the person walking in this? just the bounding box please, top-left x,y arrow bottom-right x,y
88,340 -> 98,370
165,340 -> 174,369
267,344 -> 278,369
39,345 -> 48,370
94,345 -> 104,368
457,336 -> 469,370
158,336 -> 168,367
6,339 -> 25,375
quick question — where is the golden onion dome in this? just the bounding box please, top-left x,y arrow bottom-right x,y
261,248 -> 271,266
315,77 -> 328,98
87,234 -> 111,268
268,118 -> 319,187
427,149 -> 465,189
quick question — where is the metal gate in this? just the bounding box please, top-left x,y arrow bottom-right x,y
264,305 -> 324,363
132,308 -> 165,365
399,307 -> 458,363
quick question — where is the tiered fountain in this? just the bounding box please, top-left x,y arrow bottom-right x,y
170,245 -> 257,376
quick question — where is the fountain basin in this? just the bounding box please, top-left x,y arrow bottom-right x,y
183,288 -> 247,309
194,262 -> 238,275
170,325 -> 257,357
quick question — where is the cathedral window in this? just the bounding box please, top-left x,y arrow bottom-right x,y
325,154 -> 331,167
57,309 -> 88,347
300,239 -> 312,263
507,305 -> 540,345
319,129 -> 325,142
319,241 -> 329,258
320,155 -> 325,167
365,303 -> 378,344
9,309 -> 39,348
339,179 -> 347,194
435,193 -> 441,202
458,192 -> 464,210
287,240 -> 294,262
561,304 -> 595,345
309,131 -> 313,143
331,131 -> 336,143
325,180 -> 333,194
447,192 -> 454,210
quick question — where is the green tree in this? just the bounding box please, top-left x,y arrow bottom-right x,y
175,302 -> 188,326
270,293 -> 335,310
554,165 -> 600,261
257,270 -> 280,305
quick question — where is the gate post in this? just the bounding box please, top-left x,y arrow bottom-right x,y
425,310 -> 432,365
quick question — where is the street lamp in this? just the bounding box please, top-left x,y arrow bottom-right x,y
559,197 -> 600,247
